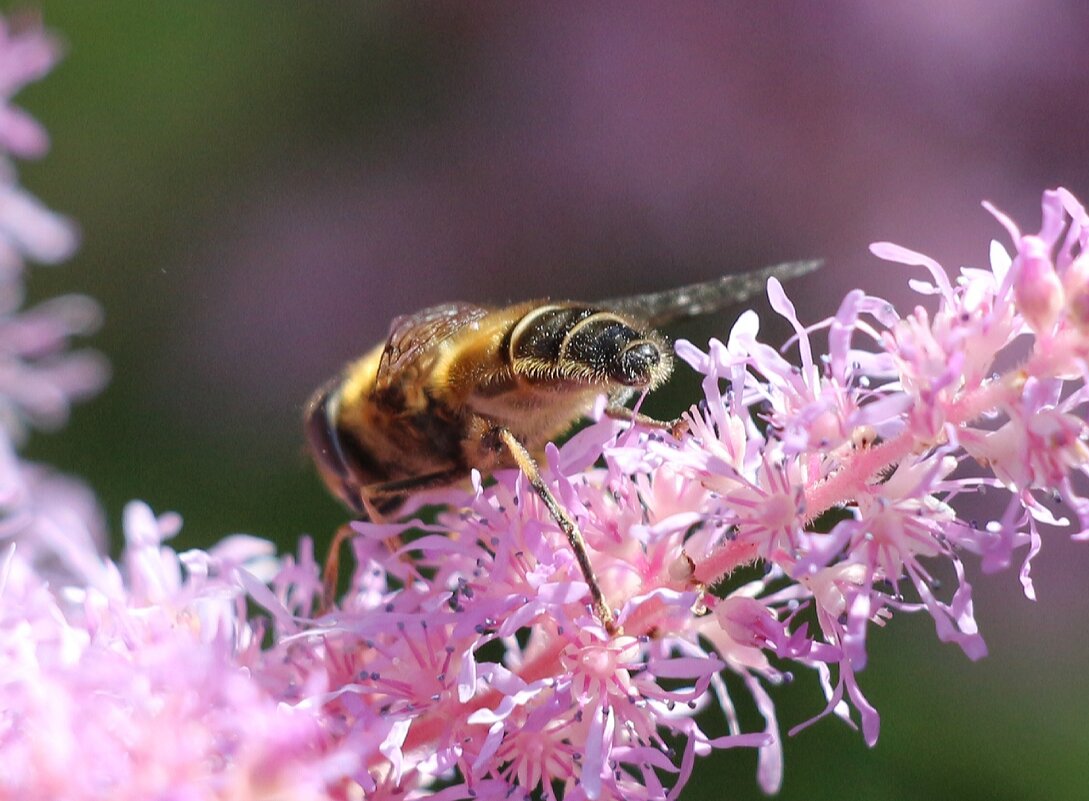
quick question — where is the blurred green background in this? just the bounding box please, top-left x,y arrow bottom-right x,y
20,3 -> 1089,800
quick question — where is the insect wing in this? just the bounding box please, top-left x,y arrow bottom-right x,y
375,301 -> 489,392
601,259 -> 821,327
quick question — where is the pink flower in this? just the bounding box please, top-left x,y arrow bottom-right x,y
276,187 -> 1089,798
1,501 -> 351,801
0,15 -> 94,438
0,287 -> 107,442
0,16 -> 78,277
0,15 -> 345,799
4,13 -> 1089,796
0,14 -> 63,159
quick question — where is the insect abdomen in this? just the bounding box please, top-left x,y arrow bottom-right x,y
507,304 -> 672,389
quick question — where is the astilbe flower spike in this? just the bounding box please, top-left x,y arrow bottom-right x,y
4,13 -> 1089,801
252,186 -> 1088,799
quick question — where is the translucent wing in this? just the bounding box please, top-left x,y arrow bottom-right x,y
602,259 -> 821,327
375,301 -> 488,392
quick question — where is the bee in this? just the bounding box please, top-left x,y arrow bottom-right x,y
306,260 -> 819,630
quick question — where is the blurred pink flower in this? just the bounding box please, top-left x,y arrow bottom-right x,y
0,286 -> 106,442
0,16 -> 78,278
0,501 -> 351,801
0,14 -> 95,443
0,13 -> 62,159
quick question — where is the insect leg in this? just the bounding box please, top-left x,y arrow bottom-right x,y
363,469 -> 470,500
321,491 -> 388,612
496,428 -> 617,634
322,520 -> 363,611
321,468 -> 468,612
605,404 -> 690,438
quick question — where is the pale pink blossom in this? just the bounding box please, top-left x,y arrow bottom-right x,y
0,501 -> 351,801
0,14 -> 62,159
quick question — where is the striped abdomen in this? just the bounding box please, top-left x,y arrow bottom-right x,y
506,303 -> 673,390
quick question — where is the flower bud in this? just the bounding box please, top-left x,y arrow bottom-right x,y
1013,235 -> 1063,335
1062,252 -> 1089,335
714,596 -> 775,647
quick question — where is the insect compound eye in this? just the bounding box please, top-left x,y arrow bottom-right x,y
611,340 -> 661,387
304,387 -> 340,470
304,381 -> 366,515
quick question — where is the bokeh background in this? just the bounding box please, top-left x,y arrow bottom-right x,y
20,3 -> 1089,800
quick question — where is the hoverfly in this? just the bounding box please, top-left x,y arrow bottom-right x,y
306,260 -> 819,630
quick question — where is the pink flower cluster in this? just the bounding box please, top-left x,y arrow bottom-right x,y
284,184 -> 1089,800
0,15 -> 104,444
0,16 -> 340,801
5,13 -> 1089,801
